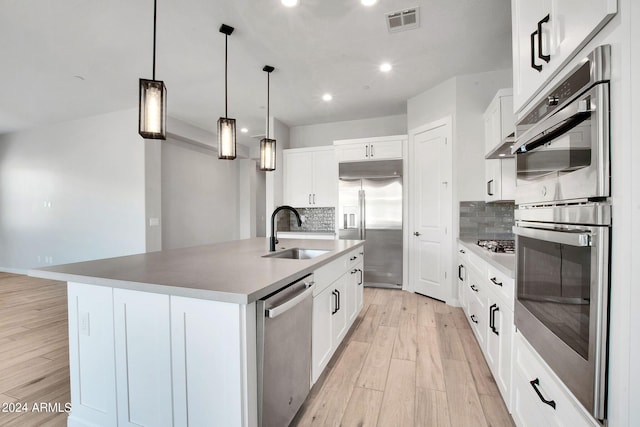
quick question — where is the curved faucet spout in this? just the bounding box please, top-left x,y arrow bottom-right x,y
270,205 -> 302,251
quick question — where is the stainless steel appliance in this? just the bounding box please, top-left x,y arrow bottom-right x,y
513,45 -> 612,422
256,274 -> 314,427
512,45 -> 610,206
338,160 -> 402,288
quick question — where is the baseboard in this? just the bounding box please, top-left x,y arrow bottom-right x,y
0,266 -> 29,275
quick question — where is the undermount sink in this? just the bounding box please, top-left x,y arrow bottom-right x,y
263,248 -> 330,260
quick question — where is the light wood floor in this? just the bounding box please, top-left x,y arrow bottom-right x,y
0,274 -> 513,427
0,272 -> 69,427
293,287 -> 514,427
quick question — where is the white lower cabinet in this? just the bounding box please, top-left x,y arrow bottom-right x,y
466,269 -> 488,349
67,284 -> 255,427
311,249 -> 364,384
485,295 -> 514,408
512,332 -> 600,427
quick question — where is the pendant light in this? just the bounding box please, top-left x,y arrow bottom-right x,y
138,0 -> 167,139
260,65 -> 276,171
218,24 -> 236,160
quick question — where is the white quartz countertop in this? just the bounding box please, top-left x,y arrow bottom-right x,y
458,239 -> 516,278
29,238 -> 364,304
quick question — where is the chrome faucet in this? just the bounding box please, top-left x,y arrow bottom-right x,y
270,205 -> 302,252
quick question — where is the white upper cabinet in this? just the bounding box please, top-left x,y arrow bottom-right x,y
511,0 -> 616,113
334,135 -> 405,163
283,146 -> 337,208
485,158 -> 515,203
484,89 -> 515,157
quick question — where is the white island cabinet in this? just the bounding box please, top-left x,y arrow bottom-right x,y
32,238 -> 364,427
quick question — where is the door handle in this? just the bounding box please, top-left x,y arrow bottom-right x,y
336,289 -> 340,311
530,378 -> 556,409
537,14 -> 551,63
266,283 -> 315,318
531,30 -> 543,72
331,290 -> 338,315
413,232 -> 421,236
458,264 -> 465,281
490,277 -> 503,287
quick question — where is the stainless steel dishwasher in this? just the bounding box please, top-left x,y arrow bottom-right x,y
257,273 -> 314,427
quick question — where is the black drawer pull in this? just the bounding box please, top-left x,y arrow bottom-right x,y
459,249 -> 466,254
331,291 -> 338,315
490,277 -> 503,287
470,284 -> 479,292
336,289 -> 340,311
470,314 -> 478,324
357,269 -> 363,286
487,179 -> 494,196
350,256 -> 357,261
489,304 -> 499,336
530,378 -> 556,409
531,30 -> 543,72
537,14 -> 551,63
458,264 -> 465,281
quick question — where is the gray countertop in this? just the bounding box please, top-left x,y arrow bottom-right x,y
458,239 -> 516,278
29,238 -> 364,304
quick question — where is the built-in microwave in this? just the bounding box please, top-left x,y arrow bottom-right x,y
512,45 -> 610,206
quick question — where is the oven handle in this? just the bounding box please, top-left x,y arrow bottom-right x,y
513,226 -> 591,247
512,97 -> 592,155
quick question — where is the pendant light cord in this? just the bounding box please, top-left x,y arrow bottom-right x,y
152,0 -> 157,80
266,72 -> 270,139
225,34 -> 228,118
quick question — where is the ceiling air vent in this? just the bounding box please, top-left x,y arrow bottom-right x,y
386,7 -> 419,33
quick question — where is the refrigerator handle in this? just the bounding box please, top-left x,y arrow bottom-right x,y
362,189 -> 366,240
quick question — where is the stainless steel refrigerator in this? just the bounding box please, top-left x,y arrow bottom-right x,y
338,160 -> 402,288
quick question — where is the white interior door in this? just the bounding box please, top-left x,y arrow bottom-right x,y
409,120 -> 452,302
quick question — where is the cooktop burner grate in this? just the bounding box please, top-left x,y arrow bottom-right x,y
476,239 -> 515,254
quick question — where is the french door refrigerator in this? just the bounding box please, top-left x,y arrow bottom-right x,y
338,160 -> 402,288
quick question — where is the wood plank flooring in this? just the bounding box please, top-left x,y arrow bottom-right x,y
0,274 -> 513,427
0,273 -> 69,427
294,287 -> 514,427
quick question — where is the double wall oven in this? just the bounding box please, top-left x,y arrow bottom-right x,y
512,45 -> 611,421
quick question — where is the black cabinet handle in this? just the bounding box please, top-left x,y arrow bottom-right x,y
530,378 -> 556,409
470,284 -> 479,292
365,145 -> 369,158
458,264 -> 465,281
490,277 -> 503,287
489,304 -> 499,336
336,289 -> 340,312
358,269 -> 363,286
459,249 -> 466,254
470,314 -> 478,324
331,291 -> 337,315
350,256 -> 357,261
487,179 -> 494,196
531,31 -> 543,72
537,14 -> 551,63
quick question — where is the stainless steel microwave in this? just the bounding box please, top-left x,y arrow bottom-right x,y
512,45 -> 610,206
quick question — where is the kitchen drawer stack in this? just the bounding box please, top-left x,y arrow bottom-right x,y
458,243 -> 514,409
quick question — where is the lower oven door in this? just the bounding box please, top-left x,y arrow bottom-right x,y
514,221 -> 609,420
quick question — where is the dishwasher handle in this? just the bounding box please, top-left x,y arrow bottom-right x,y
266,282 -> 315,318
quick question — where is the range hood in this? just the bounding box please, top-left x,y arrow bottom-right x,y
485,133 -> 516,159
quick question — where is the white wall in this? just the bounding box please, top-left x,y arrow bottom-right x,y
161,138 -> 240,249
407,78 -> 456,131
0,109 -> 146,272
289,114 -> 407,148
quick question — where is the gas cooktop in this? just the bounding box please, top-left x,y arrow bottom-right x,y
476,239 -> 515,254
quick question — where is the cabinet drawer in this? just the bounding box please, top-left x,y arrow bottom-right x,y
466,270 -> 488,347
314,254 -> 349,295
486,265 -> 514,311
467,250 -> 488,278
512,332 -> 600,427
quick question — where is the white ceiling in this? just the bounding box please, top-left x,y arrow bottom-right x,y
0,0 -> 512,144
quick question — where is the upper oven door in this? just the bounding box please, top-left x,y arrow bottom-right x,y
513,82 -> 610,205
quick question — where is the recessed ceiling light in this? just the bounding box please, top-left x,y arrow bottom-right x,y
240,127 -> 248,133
281,0 -> 298,7
361,0 -> 377,5
322,93 -> 333,102
499,153 -> 506,157
379,62 -> 392,72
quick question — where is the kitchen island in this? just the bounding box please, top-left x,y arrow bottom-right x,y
30,238 -> 365,427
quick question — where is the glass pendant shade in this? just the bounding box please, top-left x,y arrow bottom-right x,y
139,79 -> 167,140
217,117 -> 236,159
259,137 -> 276,171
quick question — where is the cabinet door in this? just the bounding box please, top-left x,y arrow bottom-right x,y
113,289 -> 173,427
332,275 -> 348,344
345,262 -> 364,326
485,298 -> 514,410
336,143 -> 369,163
311,149 -> 337,207
484,98 -> 501,156
284,151 -> 313,207
369,140 -> 403,160
457,258 -> 467,308
312,285 -> 334,383
501,158 -> 516,201
355,261 -> 364,315
499,96 -> 515,141
467,271 -> 488,349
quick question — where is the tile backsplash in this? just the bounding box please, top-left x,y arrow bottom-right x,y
277,207 -> 335,232
459,201 -> 515,240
